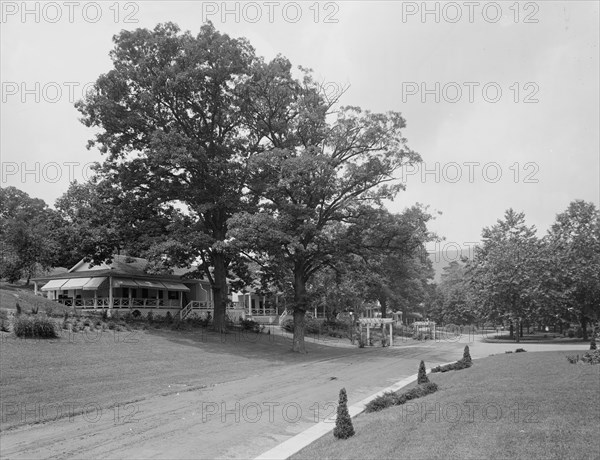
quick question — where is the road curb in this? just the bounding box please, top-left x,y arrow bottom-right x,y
254,363 -> 454,460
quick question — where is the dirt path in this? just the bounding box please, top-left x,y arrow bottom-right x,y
0,337 -> 589,459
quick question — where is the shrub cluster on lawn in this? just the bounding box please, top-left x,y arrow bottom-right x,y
13,315 -> 58,338
515,348 -> 527,353
431,359 -> 472,373
365,382 -> 439,413
333,388 -> 355,439
590,337 -> 597,350
566,350 -> 600,365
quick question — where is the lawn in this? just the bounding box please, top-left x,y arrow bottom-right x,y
293,351 -> 600,460
0,326 -> 351,431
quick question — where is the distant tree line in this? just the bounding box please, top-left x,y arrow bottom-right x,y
428,202 -> 600,341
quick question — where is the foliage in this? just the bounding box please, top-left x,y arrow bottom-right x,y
566,350 -> 600,365
13,315 -> 58,338
0,187 -> 64,283
239,317 -> 261,333
227,48 -> 421,354
333,388 -> 355,439
417,360 -> 429,384
515,348 -> 527,353
466,209 -> 542,343
463,345 -> 472,363
430,359 -> 472,373
74,22 -> 262,332
543,201 -> 600,340
590,337 -> 597,350
364,382 -> 438,413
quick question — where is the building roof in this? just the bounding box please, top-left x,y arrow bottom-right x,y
32,255 -> 203,284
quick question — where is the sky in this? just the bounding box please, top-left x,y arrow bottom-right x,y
2,1 -> 599,261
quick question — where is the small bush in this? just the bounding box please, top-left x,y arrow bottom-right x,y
15,302 -> 22,316
30,305 -> 39,315
146,311 -> 154,323
567,350 -> 600,365
333,388 -> 354,439
430,359 -> 472,373
365,383 -> 438,413
13,316 -> 58,338
1,310 -> 10,332
417,360 -> 429,384
590,338 -> 597,350
463,345 -> 472,362
240,317 -> 261,333
515,348 -> 527,353
165,311 -> 173,324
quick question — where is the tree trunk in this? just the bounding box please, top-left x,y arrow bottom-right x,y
379,296 -> 387,319
211,251 -> 228,333
515,319 -> 520,343
581,314 -> 588,341
292,269 -> 307,353
519,321 -> 524,339
509,323 -> 514,339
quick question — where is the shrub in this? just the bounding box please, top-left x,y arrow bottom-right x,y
0,310 -> 10,332
417,360 -> 429,384
240,317 -> 261,333
333,388 -> 354,439
165,311 -> 173,324
44,306 -> 54,317
13,316 -> 58,339
568,350 -> 600,365
281,317 -> 321,335
30,305 -> 39,315
463,345 -> 472,363
590,338 -> 597,350
365,383 -> 438,413
146,311 -> 154,323
430,359 -> 472,373
581,350 -> 600,364
515,348 -> 527,353
15,302 -> 22,316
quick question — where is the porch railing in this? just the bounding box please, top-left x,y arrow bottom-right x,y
56,297 -> 181,308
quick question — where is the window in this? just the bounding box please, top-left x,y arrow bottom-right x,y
141,288 -> 149,299
168,291 -> 179,300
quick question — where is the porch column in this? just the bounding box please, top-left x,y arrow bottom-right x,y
366,324 -> 370,344
129,288 -> 132,307
94,290 -> 98,308
389,323 -> 393,346
34,282 -> 38,295
108,276 -> 113,318
179,292 -> 182,308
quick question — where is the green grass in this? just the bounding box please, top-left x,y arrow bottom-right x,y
0,282 -> 75,316
293,351 -> 600,460
0,327 -> 352,431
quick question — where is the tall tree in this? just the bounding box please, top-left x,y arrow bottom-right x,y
228,71 -> 421,352
0,187 -> 60,283
345,206 -> 436,320
467,209 -> 541,342
544,200 -> 600,339
75,23 -> 259,331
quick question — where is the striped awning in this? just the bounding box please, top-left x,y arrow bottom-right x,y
40,279 -> 68,291
113,278 -> 139,288
61,278 -> 93,290
161,281 -> 190,292
134,280 -> 167,290
82,277 -> 106,290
